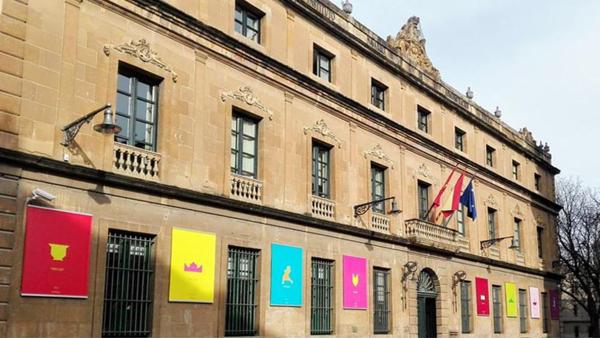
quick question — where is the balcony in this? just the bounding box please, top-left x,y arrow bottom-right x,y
113,143 -> 161,181
404,218 -> 460,251
310,195 -> 335,220
230,174 -> 263,204
371,213 -> 390,233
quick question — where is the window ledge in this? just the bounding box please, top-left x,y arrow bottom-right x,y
232,31 -> 267,54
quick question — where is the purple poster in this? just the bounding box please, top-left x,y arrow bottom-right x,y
550,289 -> 560,320
343,255 -> 367,309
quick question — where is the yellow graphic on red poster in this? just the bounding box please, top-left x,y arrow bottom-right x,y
169,228 -> 216,303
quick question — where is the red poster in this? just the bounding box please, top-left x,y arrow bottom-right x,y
21,205 -> 93,298
475,277 -> 490,316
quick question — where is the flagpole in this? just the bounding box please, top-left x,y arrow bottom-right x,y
423,163 -> 460,220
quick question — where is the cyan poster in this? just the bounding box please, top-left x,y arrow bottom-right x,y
270,243 -> 303,306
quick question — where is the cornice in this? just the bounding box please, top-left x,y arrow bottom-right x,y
0,146 -> 561,281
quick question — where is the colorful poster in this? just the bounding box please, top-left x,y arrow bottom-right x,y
529,287 -> 540,318
475,277 -> 490,316
21,205 -> 93,298
505,282 -> 518,317
550,289 -> 560,320
168,228 -> 216,302
343,255 -> 367,309
270,243 -> 303,306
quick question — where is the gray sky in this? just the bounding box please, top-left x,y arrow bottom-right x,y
351,0 -> 600,187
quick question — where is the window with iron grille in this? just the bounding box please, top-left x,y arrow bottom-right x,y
417,106 -> 430,133
371,79 -> 387,111
487,208 -> 497,240
513,218 -> 521,251
234,2 -> 262,43
460,281 -> 472,333
512,160 -> 520,180
312,141 -> 331,198
457,206 -> 465,235
371,163 -> 386,214
418,180 -> 430,220
231,112 -> 259,178
373,268 -> 390,334
102,230 -> 156,337
115,65 -> 161,151
537,226 -> 544,258
313,46 -> 333,82
311,258 -> 334,335
486,145 -> 495,167
455,127 -> 466,151
542,292 -> 549,333
225,247 -> 260,336
492,285 -> 503,333
519,289 -> 528,333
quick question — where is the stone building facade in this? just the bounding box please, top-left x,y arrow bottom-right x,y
0,0 -> 562,337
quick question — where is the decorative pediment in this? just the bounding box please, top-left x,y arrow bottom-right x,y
484,194 -> 499,208
221,86 -> 273,120
304,119 -> 341,147
104,39 -> 178,82
364,144 -> 394,168
512,204 -> 525,218
415,163 -> 437,184
386,16 -> 440,80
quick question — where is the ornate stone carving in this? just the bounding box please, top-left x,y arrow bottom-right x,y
221,86 -> 273,120
304,119 -> 341,147
104,39 -> 178,82
364,144 -> 394,168
415,163 -> 437,184
512,204 -> 524,218
519,127 -> 536,144
484,194 -> 499,208
387,16 -> 440,80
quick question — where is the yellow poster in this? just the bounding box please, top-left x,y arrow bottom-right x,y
505,282 -> 518,317
169,228 -> 216,302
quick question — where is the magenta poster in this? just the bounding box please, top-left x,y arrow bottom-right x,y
529,287 -> 540,318
343,255 -> 367,309
550,289 -> 560,320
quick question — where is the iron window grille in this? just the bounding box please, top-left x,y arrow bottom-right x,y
418,181 -> 430,220
492,285 -> 503,333
115,65 -> 161,151
371,163 -> 386,214
455,127 -> 466,151
513,218 -> 522,251
102,230 -> 156,337
486,145 -> 495,167
231,113 -> 259,178
417,106 -> 430,133
312,141 -> 331,198
487,208 -> 497,240
234,2 -> 262,43
542,292 -> 549,333
519,289 -> 528,333
537,226 -> 544,258
460,281 -> 472,333
311,258 -> 334,335
313,46 -> 333,82
457,207 -> 465,235
512,160 -> 520,180
225,247 -> 260,337
371,80 -> 387,111
373,268 -> 391,334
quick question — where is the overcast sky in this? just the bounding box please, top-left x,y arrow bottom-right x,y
350,0 -> 600,187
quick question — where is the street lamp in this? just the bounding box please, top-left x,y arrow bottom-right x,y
480,236 -> 518,251
353,196 -> 400,217
61,104 -> 121,147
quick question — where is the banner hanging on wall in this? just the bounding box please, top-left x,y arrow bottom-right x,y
21,205 -> 93,298
529,287 -> 540,318
343,255 -> 367,309
169,228 -> 216,303
549,289 -> 560,320
475,277 -> 490,316
270,243 -> 303,306
505,282 -> 518,317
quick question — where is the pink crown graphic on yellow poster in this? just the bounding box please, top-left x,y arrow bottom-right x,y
169,228 -> 216,303
49,243 -> 69,261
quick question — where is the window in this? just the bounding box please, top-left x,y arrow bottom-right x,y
534,174 -> 541,191
373,268 -> 391,334
513,218 -> 521,251
573,303 -> 578,317
115,66 -> 160,151
225,247 -> 260,336
455,127 -> 466,151
371,163 -> 386,214
231,113 -> 259,178
312,141 -> 331,198
311,258 -> 334,335
537,226 -> 544,258
487,208 -> 497,240
234,2 -> 262,43
519,289 -> 528,333
542,292 -> 549,333
417,106 -> 430,133
313,46 -> 333,82
371,79 -> 387,111
418,181 -> 430,220
575,326 -> 580,338
492,285 -> 503,333
512,160 -> 520,180
457,206 -> 465,235
460,281 -> 472,333
486,145 -> 495,167
102,230 -> 156,337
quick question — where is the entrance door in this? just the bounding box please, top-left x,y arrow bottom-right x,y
417,270 -> 437,338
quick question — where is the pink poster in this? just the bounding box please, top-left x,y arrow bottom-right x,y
550,289 -> 560,320
343,255 -> 367,309
529,287 -> 540,318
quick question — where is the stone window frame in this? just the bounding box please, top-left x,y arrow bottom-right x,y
234,0 -> 264,44
370,78 -> 388,112
417,105 -> 431,134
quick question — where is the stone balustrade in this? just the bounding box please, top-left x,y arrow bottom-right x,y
404,218 -> 459,251
230,174 -> 263,204
310,195 -> 335,220
371,213 -> 390,233
113,142 -> 161,181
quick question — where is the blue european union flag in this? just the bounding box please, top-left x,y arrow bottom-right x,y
270,243 -> 303,306
460,180 -> 477,220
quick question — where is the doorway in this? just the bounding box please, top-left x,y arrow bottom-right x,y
417,270 -> 437,338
